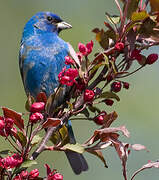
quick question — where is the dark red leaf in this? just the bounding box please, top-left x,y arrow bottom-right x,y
131,144 -> 147,151
84,134 -> 100,146
112,139 -> 129,180
85,149 -> 108,168
131,160 -> 159,180
92,28 -> 100,33
104,111 -> 118,127
2,107 -> 24,130
42,118 -> 61,128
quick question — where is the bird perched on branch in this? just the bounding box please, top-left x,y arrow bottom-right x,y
19,11 -> 88,174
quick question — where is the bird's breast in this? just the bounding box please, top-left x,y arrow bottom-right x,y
22,35 -> 69,98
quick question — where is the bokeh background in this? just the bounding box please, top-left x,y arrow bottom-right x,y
0,0 -> 159,179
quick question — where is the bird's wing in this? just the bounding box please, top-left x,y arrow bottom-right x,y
19,41 -> 27,84
67,42 -> 80,67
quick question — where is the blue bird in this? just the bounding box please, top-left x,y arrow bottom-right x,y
19,12 -> 88,174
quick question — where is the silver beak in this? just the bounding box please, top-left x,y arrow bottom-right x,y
57,21 -> 72,30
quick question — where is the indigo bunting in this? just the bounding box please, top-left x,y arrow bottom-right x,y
19,12 -> 88,174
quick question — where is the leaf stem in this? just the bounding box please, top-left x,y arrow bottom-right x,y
116,65 -> 145,78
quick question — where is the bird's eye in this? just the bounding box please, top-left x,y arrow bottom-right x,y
47,16 -> 53,22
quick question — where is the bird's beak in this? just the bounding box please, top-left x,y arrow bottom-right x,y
57,21 -> 72,30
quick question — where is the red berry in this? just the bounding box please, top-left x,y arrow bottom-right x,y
52,173 -> 63,180
0,117 -> 5,129
78,43 -> 87,56
146,53 -> 158,65
84,89 -> 95,102
29,169 -> 39,179
20,171 -> 29,179
105,99 -> 114,106
94,111 -> 107,125
123,82 -> 129,89
86,40 -> 94,54
111,81 -> 122,93
30,102 -> 45,113
131,49 -> 141,59
115,42 -> 124,51
30,112 -> 44,124
64,56 -> 74,65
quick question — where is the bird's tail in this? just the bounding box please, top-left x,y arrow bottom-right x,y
65,151 -> 88,174
66,120 -> 88,174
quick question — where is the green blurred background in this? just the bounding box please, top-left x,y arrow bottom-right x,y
0,0 -> 159,179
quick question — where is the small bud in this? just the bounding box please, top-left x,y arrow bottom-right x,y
30,102 -> 45,113
123,82 -> 129,89
111,81 -> 122,93
52,173 -> 63,180
104,99 -> 114,106
58,68 -> 78,86
84,89 -> 95,102
146,53 -> 158,65
5,118 -> 14,128
30,112 -> 44,124
2,153 -> 23,169
115,42 -> 124,51
78,43 -> 87,56
64,56 -> 74,65
0,117 -> 5,129
94,111 -> 107,125
29,169 -> 39,179
20,171 -> 29,179
131,49 -> 141,59
86,40 -> 94,54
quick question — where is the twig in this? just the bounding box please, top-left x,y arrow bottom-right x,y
119,0 -> 131,40
143,0 -> 149,10
114,0 -> 123,20
30,112 -> 70,160
70,117 -> 93,121
88,66 -> 108,90
116,65 -> 145,78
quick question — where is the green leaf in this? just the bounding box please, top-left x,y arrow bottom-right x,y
125,21 -> 142,33
66,101 -> 73,111
14,160 -> 37,175
139,17 -> 156,36
31,135 -> 42,146
126,0 -> 140,19
21,160 -> 37,168
95,29 -> 111,49
0,150 -> 11,156
86,149 -> 108,168
88,105 -> 101,113
59,125 -> 69,145
63,143 -> 85,154
80,108 -> 90,118
45,87 -> 65,114
45,93 -> 56,113
105,13 -> 120,25
131,11 -> 149,22
25,94 -> 35,112
98,91 -> 120,101
17,131 -> 27,148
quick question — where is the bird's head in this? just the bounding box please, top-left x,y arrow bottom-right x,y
24,12 -> 72,36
